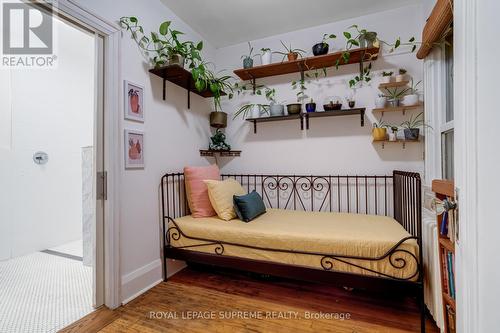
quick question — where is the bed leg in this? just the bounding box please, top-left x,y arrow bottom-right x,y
419,286 -> 426,333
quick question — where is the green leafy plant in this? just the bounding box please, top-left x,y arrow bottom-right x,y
241,42 -> 258,60
398,68 -> 407,75
291,68 -> 327,100
383,86 -> 411,100
119,17 -> 203,69
321,33 -> 337,43
191,66 -> 233,111
373,119 -> 390,128
349,62 -> 372,88
409,78 -> 422,94
261,47 -> 271,53
400,112 -> 432,130
382,71 -> 393,77
274,40 -> 306,61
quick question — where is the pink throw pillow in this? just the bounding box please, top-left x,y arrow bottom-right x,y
184,165 -> 220,217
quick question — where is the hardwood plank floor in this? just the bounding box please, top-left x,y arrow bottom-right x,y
60,266 -> 439,333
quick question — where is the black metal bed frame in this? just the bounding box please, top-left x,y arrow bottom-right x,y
160,170 -> 425,332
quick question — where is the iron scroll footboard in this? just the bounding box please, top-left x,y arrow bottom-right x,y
160,171 -> 422,280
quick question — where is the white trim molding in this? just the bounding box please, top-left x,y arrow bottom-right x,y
55,0 -> 122,310
454,0 -> 479,332
121,259 -> 162,304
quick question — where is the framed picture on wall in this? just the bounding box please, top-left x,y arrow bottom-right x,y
124,80 -> 144,122
124,129 -> 144,169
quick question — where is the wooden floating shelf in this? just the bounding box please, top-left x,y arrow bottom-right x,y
378,80 -> 409,89
372,103 -> 423,114
234,47 -> 379,81
372,139 -> 420,149
149,64 -> 225,109
200,150 -> 241,157
246,109 -> 365,133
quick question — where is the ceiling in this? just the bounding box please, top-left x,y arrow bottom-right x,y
160,0 -> 420,48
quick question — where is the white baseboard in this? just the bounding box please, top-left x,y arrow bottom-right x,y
121,259 -> 162,304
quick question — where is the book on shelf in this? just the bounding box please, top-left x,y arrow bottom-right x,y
441,248 -> 449,294
447,251 -> 455,299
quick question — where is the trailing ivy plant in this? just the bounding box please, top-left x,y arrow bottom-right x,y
291,67 -> 328,101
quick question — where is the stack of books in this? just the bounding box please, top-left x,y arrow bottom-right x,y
439,208 -> 456,242
441,248 -> 455,299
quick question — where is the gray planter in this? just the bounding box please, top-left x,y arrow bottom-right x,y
269,104 -> 284,116
387,98 -> 400,107
404,128 -> 420,141
359,32 -> 378,48
243,57 -> 253,69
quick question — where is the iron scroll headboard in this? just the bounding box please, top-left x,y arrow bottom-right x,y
160,171 -> 422,281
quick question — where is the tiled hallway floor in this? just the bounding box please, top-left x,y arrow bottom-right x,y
0,249 -> 93,333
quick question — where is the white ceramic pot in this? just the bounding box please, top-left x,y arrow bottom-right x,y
402,94 -> 419,106
388,132 -> 397,142
261,51 -> 272,65
250,105 -> 260,119
396,74 -> 405,82
269,103 -> 284,116
375,96 -> 387,109
380,76 -> 391,84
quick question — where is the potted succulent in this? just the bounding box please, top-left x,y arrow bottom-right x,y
306,98 -> 317,113
312,33 -> 336,56
380,71 -> 393,84
383,86 -> 410,108
375,94 -> 387,109
323,96 -> 343,111
402,79 -> 421,106
400,112 -> 431,140
275,40 -> 306,61
388,125 -> 399,141
396,68 -> 407,82
372,120 -> 388,141
260,48 -> 272,65
241,42 -> 257,69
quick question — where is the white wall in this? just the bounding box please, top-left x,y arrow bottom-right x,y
0,17 -> 95,260
216,5 -> 425,176
70,0 -> 216,302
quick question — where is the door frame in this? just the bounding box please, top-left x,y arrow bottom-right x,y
454,0 -> 479,332
54,0 -> 122,309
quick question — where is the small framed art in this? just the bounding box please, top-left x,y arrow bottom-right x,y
124,80 -> 144,122
124,129 -> 144,169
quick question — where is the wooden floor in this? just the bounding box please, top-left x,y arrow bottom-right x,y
60,266 -> 439,333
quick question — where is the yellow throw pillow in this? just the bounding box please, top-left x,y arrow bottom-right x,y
204,179 -> 246,221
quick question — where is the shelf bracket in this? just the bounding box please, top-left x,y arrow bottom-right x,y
162,78 -> 166,100
297,62 -> 305,82
304,114 -> 309,130
403,142 -> 406,149
187,78 -> 191,109
360,110 -> 365,127
248,74 -> 256,94
253,120 -> 257,134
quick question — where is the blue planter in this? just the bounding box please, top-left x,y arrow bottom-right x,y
305,103 -> 316,113
243,57 -> 253,69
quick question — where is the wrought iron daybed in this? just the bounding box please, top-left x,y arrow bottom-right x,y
160,170 -> 425,332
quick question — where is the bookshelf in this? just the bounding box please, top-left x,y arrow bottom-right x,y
432,179 -> 456,333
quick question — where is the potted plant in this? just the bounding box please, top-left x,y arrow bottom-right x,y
383,86 -> 410,107
275,40 -> 306,61
402,79 -> 421,106
233,103 -> 269,120
396,68 -> 407,82
306,98 -> 317,113
323,96 -> 342,111
241,42 -> 257,69
388,125 -> 399,141
372,120 -> 388,141
260,48 -> 272,65
400,112 -> 431,140
312,33 -> 336,56
380,71 -> 393,84
375,94 -> 387,109
286,103 -> 302,114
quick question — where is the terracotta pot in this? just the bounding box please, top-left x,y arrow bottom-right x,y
210,111 -> 227,128
287,52 -> 299,61
372,128 -> 387,141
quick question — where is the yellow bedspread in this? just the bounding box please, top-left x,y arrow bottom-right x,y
169,208 -> 419,280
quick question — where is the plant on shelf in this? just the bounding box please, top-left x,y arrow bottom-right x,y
402,79 -> 421,106
375,93 -> 387,109
232,83 -> 281,119
400,112 -> 431,141
312,33 -> 336,56
274,40 -> 306,62
383,86 -> 411,107
349,62 -> 372,88
372,118 -> 389,141
306,98 -> 317,113
396,68 -> 407,82
291,67 -> 327,101
260,47 -> 272,65
241,42 -> 258,69
380,71 -> 394,84
233,104 -> 270,120
388,125 -> 399,141
119,17 -> 202,69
